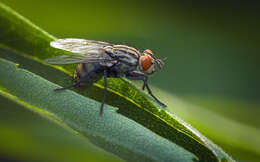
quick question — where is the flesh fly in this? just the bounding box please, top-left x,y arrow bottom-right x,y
44,38 -> 166,114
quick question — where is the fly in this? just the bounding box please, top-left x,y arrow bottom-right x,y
44,38 -> 166,115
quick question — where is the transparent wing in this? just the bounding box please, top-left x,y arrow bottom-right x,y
50,38 -> 112,54
44,48 -> 114,65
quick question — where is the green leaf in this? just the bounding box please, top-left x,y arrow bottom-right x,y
0,57 -> 195,162
170,95 -> 260,162
0,94 -> 122,162
0,2 -> 234,162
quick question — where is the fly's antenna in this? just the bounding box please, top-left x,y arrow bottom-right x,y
148,54 -> 164,70
162,57 -> 167,61
155,58 -> 164,70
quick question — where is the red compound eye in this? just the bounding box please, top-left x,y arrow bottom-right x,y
140,54 -> 152,71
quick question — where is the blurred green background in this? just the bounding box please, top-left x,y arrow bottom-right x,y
0,0 -> 259,161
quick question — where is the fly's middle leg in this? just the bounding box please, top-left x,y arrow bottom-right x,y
99,69 -> 108,115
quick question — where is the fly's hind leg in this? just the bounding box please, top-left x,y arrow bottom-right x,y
54,79 -> 85,91
54,67 -> 88,91
126,71 -> 166,107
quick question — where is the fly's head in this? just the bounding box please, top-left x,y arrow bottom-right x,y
139,49 -> 164,75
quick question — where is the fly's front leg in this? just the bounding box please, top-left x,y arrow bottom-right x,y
125,71 -> 149,93
145,81 -> 166,107
125,71 -> 166,107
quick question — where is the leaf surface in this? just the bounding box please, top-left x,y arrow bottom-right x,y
0,2 -> 234,162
